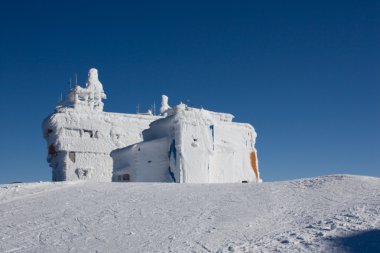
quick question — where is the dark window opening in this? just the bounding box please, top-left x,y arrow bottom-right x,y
75,168 -> 89,179
242,181 -> 248,183
69,152 -> 76,163
122,174 -> 130,181
83,129 -> 94,138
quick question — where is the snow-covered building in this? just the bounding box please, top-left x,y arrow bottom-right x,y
42,69 -> 159,182
42,68 -> 260,183
111,101 -> 260,183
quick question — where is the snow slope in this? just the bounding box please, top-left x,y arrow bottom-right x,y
0,175 -> 379,252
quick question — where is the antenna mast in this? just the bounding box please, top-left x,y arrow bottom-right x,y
75,73 -> 78,86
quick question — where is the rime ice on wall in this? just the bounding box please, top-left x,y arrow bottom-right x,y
112,103 -> 261,183
112,138 -> 171,182
43,68 -> 260,183
42,68 -> 159,182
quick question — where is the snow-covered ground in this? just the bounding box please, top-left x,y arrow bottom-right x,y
0,175 -> 379,252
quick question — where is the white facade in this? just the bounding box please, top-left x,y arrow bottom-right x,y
43,68 -> 260,183
112,103 -> 261,183
42,69 -> 158,182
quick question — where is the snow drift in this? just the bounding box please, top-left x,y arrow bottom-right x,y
0,175 -> 379,252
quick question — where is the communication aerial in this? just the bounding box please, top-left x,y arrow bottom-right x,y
75,73 -> 78,86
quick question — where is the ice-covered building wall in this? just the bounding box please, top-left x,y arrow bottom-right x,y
112,103 -> 261,183
42,68 -> 159,182
43,68 -> 260,183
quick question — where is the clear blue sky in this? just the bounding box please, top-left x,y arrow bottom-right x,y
0,0 -> 379,183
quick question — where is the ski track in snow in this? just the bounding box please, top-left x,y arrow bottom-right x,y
0,175 -> 379,252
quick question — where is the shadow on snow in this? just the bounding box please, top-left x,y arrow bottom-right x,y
330,229 -> 380,253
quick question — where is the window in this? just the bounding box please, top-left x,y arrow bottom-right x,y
122,174 -> 130,181
83,129 -> 94,138
75,168 -> 90,179
69,152 -> 76,163
65,128 -> 81,138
